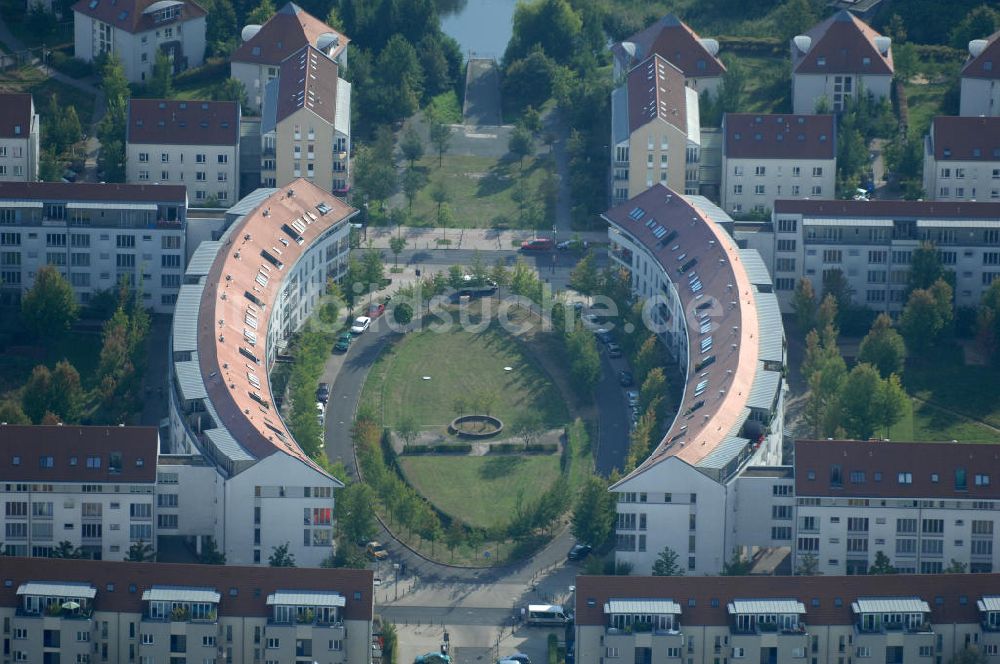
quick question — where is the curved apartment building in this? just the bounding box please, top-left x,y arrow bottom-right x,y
166,179 -> 356,566
603,183 -> 786,574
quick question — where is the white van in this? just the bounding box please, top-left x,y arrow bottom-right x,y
527,604 -> 567,626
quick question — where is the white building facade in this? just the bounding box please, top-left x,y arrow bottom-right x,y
791,11 -> 893,114
603,185 -> 786,575
0,557 -> 374,664
0,182 -> 187,312
755,199 -> 1000,313
126,99 -> 241,206
923,116 -> 1000,202
721,113 -> 836,215
72,0 -> 206,83
0,93 -> 40,182
960,32 -> 1000,117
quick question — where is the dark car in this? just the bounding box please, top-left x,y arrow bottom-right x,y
333,332 -> 352,353
594,328 -> 614,345
606,342 -> 622,358
567,543 -> 592,561
618,370 -> 633,387
316,382 -> 330,403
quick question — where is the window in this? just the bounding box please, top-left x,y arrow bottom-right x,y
754,166 -> 766,176
142,634 -> 154,645
157,514 -> 178,529
976,474 -> 991,486
138,153 -> 149,163
923,519 -> 944,534
733,184 -> 743,195
218,154 -> 229,164
266,638 -> 280,649
161,254 -> 181,269
161,153 -> 169,163
130,503 -> 152,519
773,505 -> 793,520
898,472 -> 913,485
812,167 -> 823,177
956,468 -> 968,491
196,154 -> 206,163
733,165 -> 744,176
777,218 -> 797,233
896,538 -> 917,555
811,185 -> 823,195
754,184 -> 765,195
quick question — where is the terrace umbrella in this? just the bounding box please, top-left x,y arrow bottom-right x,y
61,601 -> 80,611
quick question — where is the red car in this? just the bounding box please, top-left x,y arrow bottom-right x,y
520,237 -> 554,251
367,302 -> 386,318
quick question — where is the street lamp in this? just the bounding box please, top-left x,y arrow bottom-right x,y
393,563 -> 400,601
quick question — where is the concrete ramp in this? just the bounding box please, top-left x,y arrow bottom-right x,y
463,58 -> 502,126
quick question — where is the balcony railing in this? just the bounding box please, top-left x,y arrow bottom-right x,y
606,623 -> 681,636
856,622 -> 933,635
17,606 -> 93,620
731,623 -> 807,636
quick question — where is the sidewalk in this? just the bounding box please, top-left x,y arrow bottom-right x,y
364,226 -> 608,251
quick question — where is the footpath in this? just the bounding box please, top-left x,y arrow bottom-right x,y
364,226 -> 608,251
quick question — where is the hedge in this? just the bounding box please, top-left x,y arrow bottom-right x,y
402,443 -> 472,455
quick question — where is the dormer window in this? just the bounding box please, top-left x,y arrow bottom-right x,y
13,125 -> 20,135
817,57 -> 826,66
943,148 -> 952,158
606,599 -> 681,633
862,57 -> 871,66
267,591 -> 344,626
252,46 -> 261,56
985,61 -> 994,72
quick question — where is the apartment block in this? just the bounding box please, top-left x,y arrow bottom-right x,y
167,180 -> 355,566
126,99 -> 241,206
72,0 -> 206,83
791,11 -> 892,114
260,45 -> 351,194
0,425 -> 159,561
961,31 -> 1000,117
721,113 -> 836,215
0,93 -> 39,182
923,116 -> 1000,201
791,439 -> 1000,576
0,557 -> 374,664
757,199 -> 1000,312
0,182 -> 187,312
231,1 -> 348,113
611,14 -> 725,99
610,55 -> 700,207
574,573 -> 1000,664
603,185 -> 785,575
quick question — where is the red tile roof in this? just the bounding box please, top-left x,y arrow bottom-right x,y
0,181 -> 187,203
127,99 -> 239,146
795,439 -> 1000,499
274,45 -> 340,125
613,14 -> 725,78
930,116 -> 1000,161
575,574 -> 1000,628
962,30 -> 1000,79
774,198 -> 1000,217
71,0 -> 206,35
792,10 -> 892,76
232,2 -> 348,66
626,54 -> 689,134
0,93 -> 34,139
0,557 -> 373,621
603,185 -> 758,476
723,113 -> 836,160
196,179 -> 357,470
0,425 -> 158,483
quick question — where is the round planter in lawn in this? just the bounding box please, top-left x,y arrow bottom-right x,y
449,414 -> 503,438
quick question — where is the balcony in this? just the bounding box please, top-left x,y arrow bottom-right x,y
855,621 -> 933,635
605,622 -> 681,637
17,605 -> 93,620
730,622 -> 808,636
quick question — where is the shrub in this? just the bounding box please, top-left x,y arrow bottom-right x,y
488,442 -> 523,454
525,443 -> 558,454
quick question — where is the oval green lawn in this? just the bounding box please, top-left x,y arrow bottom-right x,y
375,326 -> 568,428
397,454 -> 561,529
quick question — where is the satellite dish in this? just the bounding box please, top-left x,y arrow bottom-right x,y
316,32 -> 341,52
241,24 -> 261,42
969,39 -> 989,59
793,35 -> 811,54
874,36 -> 891,55
621,41 -> 637,60
699,38 -> 720,57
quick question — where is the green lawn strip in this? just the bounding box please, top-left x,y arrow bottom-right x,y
889,397 -> 999,443
397,454 -> 561,529
903,80 -> 949,140
902,345 -> 1000,430
1,67 -> 96,124
375,326 -> 568,430
408,154 -> 549,229
739,55 -> 791,114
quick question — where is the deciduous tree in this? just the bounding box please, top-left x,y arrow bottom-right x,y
400,124 -> 424,166
858,313 -> 906,378
21,266 -> 79,340
268,542 -> 296,567
571,475 -> 614,548
792,278 -> 817,332
569,251 -> 599,295
868,550 -> 896,574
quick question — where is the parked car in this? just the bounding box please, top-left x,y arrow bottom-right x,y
626,390 -> 639,407
618,370 -> 633,387
334,332 -> 352,353
351,316 -> 372,334
556,239 -> 589,252
367,302 -> 386,318
567,543 -> 592,561
520,237 -> 554,251
505,655 -> 531,664
594,328 -> 614,345
365,541 -> 388,561
606,342 -> 622,358
316,402 -> 325,425
316,382 -> 330,403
